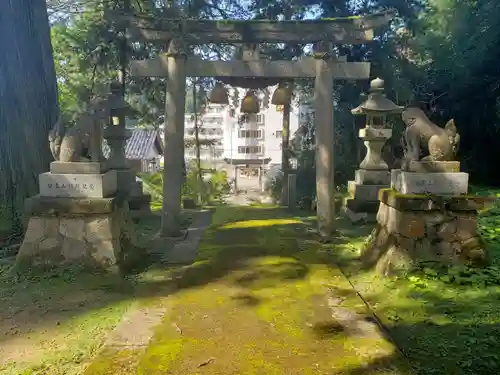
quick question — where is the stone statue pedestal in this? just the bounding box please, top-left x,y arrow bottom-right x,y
50,161 -> 108,174
16,164 -> 140,273
391,169 -> 469,195
361,189 -> 494,275
38,170 -> 117,198
344,128 -> 392,222
363,161 -> 494,275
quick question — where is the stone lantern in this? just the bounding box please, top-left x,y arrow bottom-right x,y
103,82 -> 152,217
344,77 -> 403,222
104,82 -> 131,171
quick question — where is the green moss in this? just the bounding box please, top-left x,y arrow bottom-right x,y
328,210 -> 500,375
132,206 -> 411,374
82,348 -> 143,375
0,270 -> 134,375
380,188 -> 433,199
381,187 -> 492,201
139,339 -> 196,372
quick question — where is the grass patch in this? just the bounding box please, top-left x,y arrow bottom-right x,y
134,205 -> 411,374
134,209 -> 194,246
0,268 -> 135,375
0,205 -> 195,375
326,187 -> 500,375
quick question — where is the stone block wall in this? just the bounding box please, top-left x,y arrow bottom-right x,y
362,189 -> 495,275
16,195 -> 139,272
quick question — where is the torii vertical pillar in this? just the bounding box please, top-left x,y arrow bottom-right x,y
161,39 -> 187,237
314,47 -> 335,237
280,101 -> 291,206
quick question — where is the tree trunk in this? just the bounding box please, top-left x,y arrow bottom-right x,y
0,0 -> 59,235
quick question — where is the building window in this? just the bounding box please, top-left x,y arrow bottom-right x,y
204,116 -> 223,125
256,114 -> 265,124
203,128 -> 222,136
275,130 -> 283,138
238,129 -> 262,138
238,146 -> 262,154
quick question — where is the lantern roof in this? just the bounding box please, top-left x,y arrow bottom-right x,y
351,77 -> 403,115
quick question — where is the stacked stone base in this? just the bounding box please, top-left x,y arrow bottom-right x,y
129,181 -> 152,218
129,194 -> 152,215
119,171 -> 153,217
362,189 -> 495,275
343,170 -> 389,222
16,195 -> 140,272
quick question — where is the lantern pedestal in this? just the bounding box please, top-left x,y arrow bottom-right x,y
344,127 -> 392,223
128,181 -> 152,218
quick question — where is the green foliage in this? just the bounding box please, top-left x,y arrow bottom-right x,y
51,9 -> 119,122
48,0 -> 246,127
325,212 -> 500,375
181,167 -> 204,204
141,168 -> 230,207
205,169 -> 231,203
406,197 -> 500,289
267,174 -> 283,203
139,172 -> 163,201
410,263 -> 500,287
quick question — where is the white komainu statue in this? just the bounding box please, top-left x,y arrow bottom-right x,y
48,98 -> 109,162
401,106 -> 460,169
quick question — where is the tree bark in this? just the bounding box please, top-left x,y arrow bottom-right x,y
0,0 -> 59,233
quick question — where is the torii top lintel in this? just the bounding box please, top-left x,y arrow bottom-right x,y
106,11 -> 393,45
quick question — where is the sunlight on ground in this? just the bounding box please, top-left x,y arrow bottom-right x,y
81,205 -> 410,374
220,218 -> 303,229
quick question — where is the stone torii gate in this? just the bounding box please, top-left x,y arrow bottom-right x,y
107,11 -> 393,237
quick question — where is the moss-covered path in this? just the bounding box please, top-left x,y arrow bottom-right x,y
87,205 -> 413,374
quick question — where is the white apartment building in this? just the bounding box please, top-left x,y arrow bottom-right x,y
184,86 -> 300,191
184,104 -> 225,163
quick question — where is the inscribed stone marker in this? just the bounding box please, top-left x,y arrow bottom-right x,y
39,171 -> 117,198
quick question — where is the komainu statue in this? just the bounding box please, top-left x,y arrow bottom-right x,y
49,98 -> 109,162
401,106 -> 460,168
